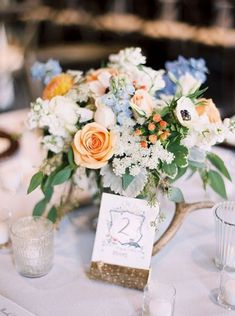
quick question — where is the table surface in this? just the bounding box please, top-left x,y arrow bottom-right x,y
0,110 -> 235,316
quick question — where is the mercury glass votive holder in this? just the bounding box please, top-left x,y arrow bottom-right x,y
10,216 -> 54,278
142,281 -> 176,316
214,201 -> 235,270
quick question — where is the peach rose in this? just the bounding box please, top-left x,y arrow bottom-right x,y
196,98 -> 221,123
86,68 -> 118,97
130,89 -> 154,117
72,122 -> 115,169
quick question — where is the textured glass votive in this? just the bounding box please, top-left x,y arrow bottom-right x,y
10,216 -> 54,278
0,209 -> 11,249
142,281 -> 176,316
214,201 -> 235,270
218,267 -> 235,310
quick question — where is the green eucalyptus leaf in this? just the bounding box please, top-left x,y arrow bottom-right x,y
207,152 -> 232,181
68,148 -> 76,169
33,198 -> 47,217
43,186 -> 54,201
168,187 -> 185,203
188,160 -> 207,169
27,171 -> 44,194
47,206 -> 57,223
51,166 -> 72,186
208,170 -> 227,199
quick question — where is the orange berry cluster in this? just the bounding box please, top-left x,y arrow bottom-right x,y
135,113 -> 170,148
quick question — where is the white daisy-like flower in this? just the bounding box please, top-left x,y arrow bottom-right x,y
175,97 -> 199,128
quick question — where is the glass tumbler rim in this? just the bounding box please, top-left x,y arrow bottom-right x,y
10,216 -> 54,240
213,201 -> 235,226
144,280 -> 176,299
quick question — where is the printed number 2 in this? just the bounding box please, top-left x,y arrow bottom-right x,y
118,217 -> 130,236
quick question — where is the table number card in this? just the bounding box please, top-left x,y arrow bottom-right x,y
89,193 -> 159,290
0,294 -> 35,316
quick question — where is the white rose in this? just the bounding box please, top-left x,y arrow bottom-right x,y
94,98 -> 116,128
175,97 -> 199,128
49,96 -> 78,126
76,107 -> 94,123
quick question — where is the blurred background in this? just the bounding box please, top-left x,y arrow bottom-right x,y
1,0 -> 235,117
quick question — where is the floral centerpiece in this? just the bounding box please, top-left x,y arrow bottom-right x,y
27,48 -> 235,222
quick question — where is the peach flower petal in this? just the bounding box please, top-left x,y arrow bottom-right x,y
72,122 -> 115,169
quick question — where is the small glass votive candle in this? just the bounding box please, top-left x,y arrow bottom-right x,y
218,267 -> 235,310
142,281 -> 176,316
0,209 -> 11,249
10,216 -> 54,278
214,201 -> 235,270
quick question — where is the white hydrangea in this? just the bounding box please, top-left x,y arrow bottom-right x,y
109,47 -> 146,68
182,120 -> 230,151
28,96 -> 78,138
27,98 -> 50,130
108,48 -> 165,96
66,83 -> 91,103
42,135 -> 67,154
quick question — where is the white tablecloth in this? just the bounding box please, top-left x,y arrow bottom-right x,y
0,110 -> 235,316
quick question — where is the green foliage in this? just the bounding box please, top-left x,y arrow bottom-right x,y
188,160 -> 207,169
167,143 -> 189,168
162,162 -> 178,179
27,171 -> 43,194
33,198 -> 47,216
47,206 -> 57,223
207,152 -> 231,181
208,170 -> 227,199
160,106 -> 171,117
187,86 -> 208,100
168,186 -> 184,203
51,166 -> 73,186
122,172 -> 134,190
68,148 -> 77,169
170,166 -> 187,183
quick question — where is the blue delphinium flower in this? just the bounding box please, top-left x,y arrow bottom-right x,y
101,92 -> 133,125
158,56 -> 208,97
31,59 -> 62,85
99,75 -> 135,125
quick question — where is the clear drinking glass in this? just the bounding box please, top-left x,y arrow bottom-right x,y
214,201 -> 235,270
142,281 -> 176,316
10,216 -> 54,278
218,267 -> 235,310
